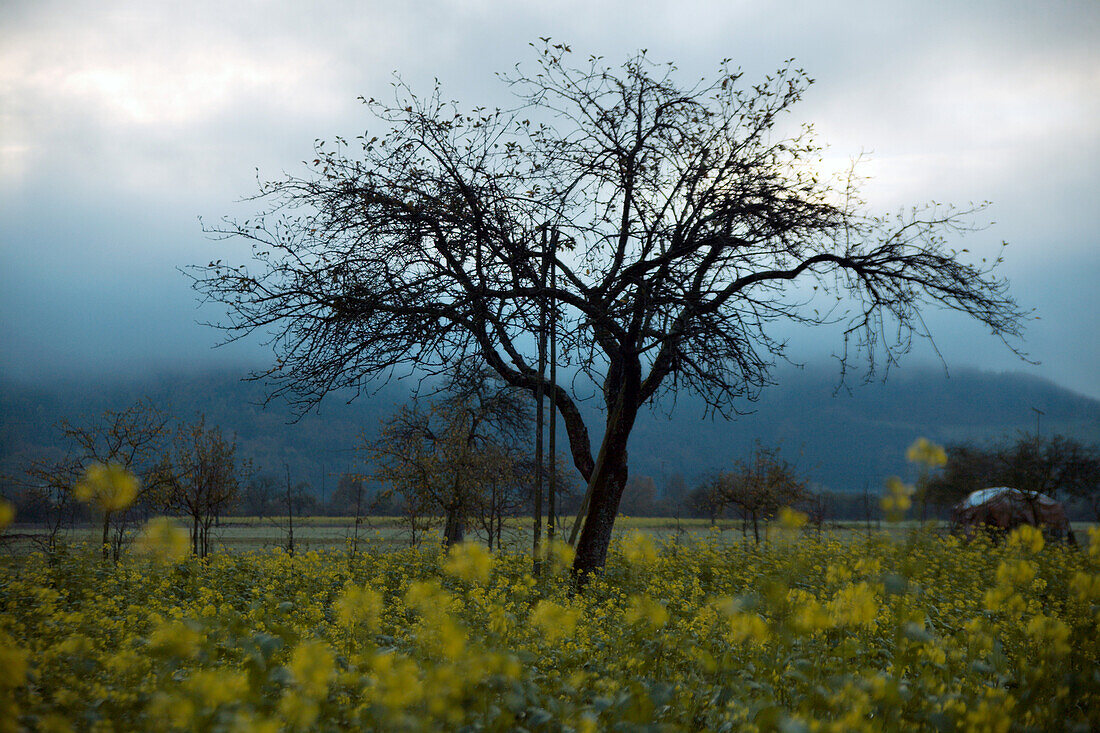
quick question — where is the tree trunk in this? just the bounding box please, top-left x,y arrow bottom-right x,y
101,511 -> 112,561
443,504 -> 464,547
572,399 -> 638,579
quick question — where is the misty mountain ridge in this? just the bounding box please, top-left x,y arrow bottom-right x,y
2,364 -> 1097,498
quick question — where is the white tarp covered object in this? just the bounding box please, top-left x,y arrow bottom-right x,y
957,487 -> 1059,509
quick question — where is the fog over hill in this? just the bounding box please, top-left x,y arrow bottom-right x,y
2,365 -> 1098,499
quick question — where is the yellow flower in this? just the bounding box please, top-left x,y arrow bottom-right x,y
74,462 -> 139,512
334,584 -> 383,631
530,600 -> 579,642
1007,524 -> 1044,554
778,506 -> 808,530
881,477 -> 913,521
789,594 -> 832,634
147,621 -> 202,659
906,437 -> 947,468
134,517 -> 190,562
0,633 -> 28,688
828,582 -> 878,628
994,559 -> 1036,588
1087,526 -> 1100,562
277,693 -> 320,730
543,538 -> 576,574
1026,614 -> 1070,656
442,541 -> 493,584
1070,571 -> 1100,602
726,612 -> 769,644
0,498 -> 14,530
289,640 -> 335,698
621,530 -> 659,566
182,668 -> 249,708
624,594 -> 669,630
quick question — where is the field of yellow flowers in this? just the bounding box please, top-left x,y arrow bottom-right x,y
2,517 -> 1099,732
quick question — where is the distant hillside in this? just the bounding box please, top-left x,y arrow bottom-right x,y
2,365 -> 1098,498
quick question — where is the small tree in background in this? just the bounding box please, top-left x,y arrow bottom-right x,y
722,444 -> 807,543
161,416 -> 245,557
14,399 -> 170,559
369,368 -> 531,547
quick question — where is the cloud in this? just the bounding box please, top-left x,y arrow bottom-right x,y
1,0 -> 1097,398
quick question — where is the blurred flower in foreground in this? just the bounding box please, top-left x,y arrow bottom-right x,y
881,477 -> 913,521
74,462 -> 139,512
442,541 -> 493,584
0,498 -> 14,530
907,437 -> 947,468
134,517 -> 189,562
530,600 -> 579,642
621,530 -> 658,566
778,507 -> 807,530
1007,524 -> 1045,554
544,538 -> 576,574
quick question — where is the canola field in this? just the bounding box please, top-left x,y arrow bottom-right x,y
2,521 -> 1099,732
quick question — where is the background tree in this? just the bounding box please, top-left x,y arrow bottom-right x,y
688,472 -> 730,526
161,416 -> 245,557
192,43 -> 1026,577
720,443 -> 807,543
11,453 -> 83,552
368,368 -> 530,547
13,399 -> 169,559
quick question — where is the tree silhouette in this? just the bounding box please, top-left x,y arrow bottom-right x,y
192,43 -> 1026,577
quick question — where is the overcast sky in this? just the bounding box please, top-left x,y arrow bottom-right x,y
2,0 -> 1098,399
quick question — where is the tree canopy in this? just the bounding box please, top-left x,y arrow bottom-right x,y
192,43 -> 1026,575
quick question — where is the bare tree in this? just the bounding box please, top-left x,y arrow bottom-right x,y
161,416 -> 245,558
717,444 -> 807,543
13,452 -> 83,552
191,43 -> 1026,577
13,399 -> 170,559
368,367 -> 531,547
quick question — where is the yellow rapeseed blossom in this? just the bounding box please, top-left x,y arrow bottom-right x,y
621,530 -> 659,566
404,579 -> 452,615
134,517 -> 190,562
1088,526 -> 1100,562
828,582 -> 878,628
182,668 -> 249,709
334,584 -> 383,631
147,621 -> 202,659
624,594 -> 669,630
881,477 -> 913,521
1007,524 -> 1045,554
530,600 -> 579,642
1026,614 -> 1071,657
778,507 -> 808,530
289,640 -> 335,698
995,559 -> 1036,588
442,541 -> 493,584
1069,571 -> 1100,602
543,538 -> 576,574
0,498 -> 14,530
0,633 -> 28,689
907,437 -> 947,467
74,462 -> 139,512
726,612 -> 769,645
788,591 -> 832,634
